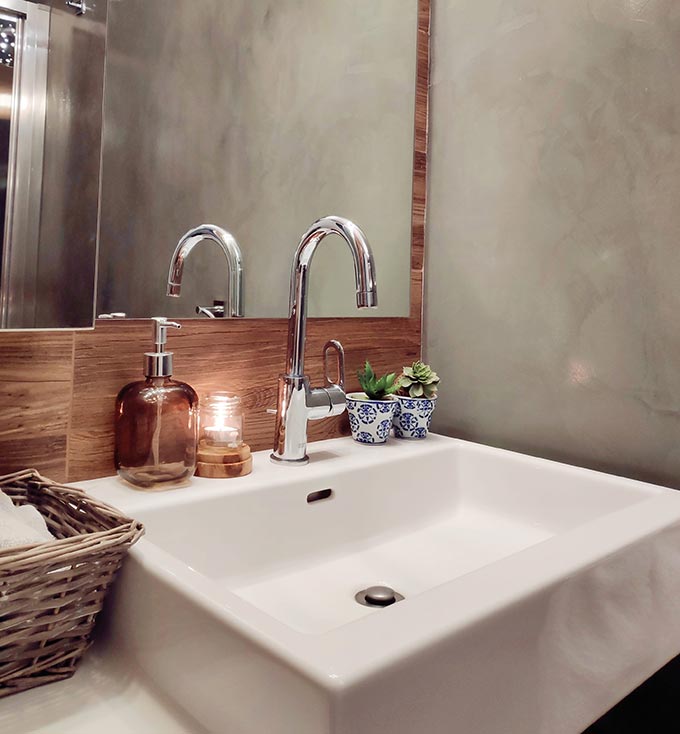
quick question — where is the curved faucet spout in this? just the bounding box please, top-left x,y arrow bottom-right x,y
271,216 -> 378,464
166,224 -> 244,317
287,215 -> 378,376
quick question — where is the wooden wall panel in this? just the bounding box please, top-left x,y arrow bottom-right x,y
0,333 -> 74,481
68,317 -> 420,480
0,0 -> 430,483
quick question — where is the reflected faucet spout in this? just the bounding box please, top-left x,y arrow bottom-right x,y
166,224 -> 244,317
271,215 -> 378,465
287,215 -> 378,376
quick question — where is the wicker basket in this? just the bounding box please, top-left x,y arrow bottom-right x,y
0,469 -> 144,698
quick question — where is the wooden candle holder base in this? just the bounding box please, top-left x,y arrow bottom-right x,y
195,441 -> 252,478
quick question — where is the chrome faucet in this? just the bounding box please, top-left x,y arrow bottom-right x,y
271,216 -> 378,465
166,224 -> 244,317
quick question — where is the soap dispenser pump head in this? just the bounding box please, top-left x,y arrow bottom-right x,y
145,317 -> 181,378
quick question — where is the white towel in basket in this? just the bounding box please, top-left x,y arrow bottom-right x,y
0,489 -> 54,551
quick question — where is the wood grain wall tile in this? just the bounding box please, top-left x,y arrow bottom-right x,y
410,0 -> 430,324
0,332 -> 74,481
68,316 -> 421,480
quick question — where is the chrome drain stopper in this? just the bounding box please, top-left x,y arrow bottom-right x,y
355,585 -> 404,608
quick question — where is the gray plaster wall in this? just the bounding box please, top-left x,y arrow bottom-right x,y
425,0 -> 680,488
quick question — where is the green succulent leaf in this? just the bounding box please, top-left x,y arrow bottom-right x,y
356,361 -> 399,400
397,360 -> 441,399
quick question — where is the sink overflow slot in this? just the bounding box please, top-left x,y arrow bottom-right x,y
307,488 -> 334,504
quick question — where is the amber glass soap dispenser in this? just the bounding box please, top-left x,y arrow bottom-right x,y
115,317 -> 198,488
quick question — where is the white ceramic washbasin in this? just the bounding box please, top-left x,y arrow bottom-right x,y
81,435 -> 680,734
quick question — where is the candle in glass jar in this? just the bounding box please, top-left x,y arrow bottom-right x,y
196,392 -> 251,478
200,393 -> 243,448
204,423 -> 239,446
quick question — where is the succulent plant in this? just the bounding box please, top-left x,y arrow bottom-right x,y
398,361 -> 440,398
357,361 -> 399,401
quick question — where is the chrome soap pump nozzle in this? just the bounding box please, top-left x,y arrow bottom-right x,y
144,317 -> 181,378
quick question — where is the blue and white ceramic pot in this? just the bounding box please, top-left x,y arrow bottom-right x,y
346,393 -> 397,445
392,395 -> 437,439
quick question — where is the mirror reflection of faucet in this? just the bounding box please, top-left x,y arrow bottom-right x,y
195,301 -> 226,319
166,225 -> 244,317
271,216 -> 378,465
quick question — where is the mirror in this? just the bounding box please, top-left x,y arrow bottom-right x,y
97,0 -> 418,320
1,0 -> 420,327
0,0 -> 105,329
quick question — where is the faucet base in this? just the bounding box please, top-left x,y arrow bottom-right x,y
270,453 -> 309,466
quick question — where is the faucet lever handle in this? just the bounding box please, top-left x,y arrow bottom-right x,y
323,340 -> 345,390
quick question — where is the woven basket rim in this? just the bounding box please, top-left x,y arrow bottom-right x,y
0,468 -> 144,567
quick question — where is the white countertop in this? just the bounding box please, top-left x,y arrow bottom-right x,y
0,647 -> 208,734
3,435 -> 680,734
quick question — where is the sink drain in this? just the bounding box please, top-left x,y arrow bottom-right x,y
355,585 -> 404,608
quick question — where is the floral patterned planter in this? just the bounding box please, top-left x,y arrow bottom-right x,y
346,393 -> 397,445
392,395 -> 437,439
